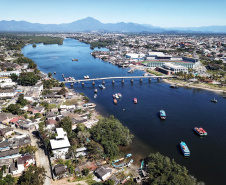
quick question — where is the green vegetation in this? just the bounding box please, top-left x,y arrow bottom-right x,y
42,79 -> 61,89
57,87 -> 68,96
17,94 -> 28,107
19,145 -> 38,155
60,117 -> 74,139
17,72 -> 40,86
32,44 -> 36,48
17,165 -> 46,185
14,57 -> 37,69
146,152 -> 201,185
82,168 -> 90,176
4,104 -> 24,115
90,116 -> 133,159
89,40 -> 115,50
0,173 -> 15,185
146,69 -> 163,76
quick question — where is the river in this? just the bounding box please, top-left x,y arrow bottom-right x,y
22,38 -> 226,185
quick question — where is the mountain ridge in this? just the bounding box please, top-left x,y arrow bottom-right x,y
0,17 -> 225,33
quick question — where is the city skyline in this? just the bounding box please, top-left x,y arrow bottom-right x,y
1,0 -> 226,28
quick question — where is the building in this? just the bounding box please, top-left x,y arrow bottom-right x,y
95,167 -> 112,181
0,71 -> 20,77
0,90 -> 17,98
50,128 -> 70,159
54,164 -> 67,176
157,63 -> 188,75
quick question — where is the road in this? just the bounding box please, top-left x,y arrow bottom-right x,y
15,129 -> 52,185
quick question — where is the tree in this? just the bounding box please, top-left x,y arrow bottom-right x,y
17,165 -> 46,185
48,72 -> 52,78
6,104 -> 24,115
35,113 -> 42,119
57,88 -> 68,96
10,73 -> 18,82
104,179 -> 115,185
19,145 -> 38,155
82,168 -> 89,176
17,94 -> 28,107
60,82 -> 65,87
87,141 -> 104,159
60,117 -> 72,138
18,72 -> 40,86
146,152 -> 199,185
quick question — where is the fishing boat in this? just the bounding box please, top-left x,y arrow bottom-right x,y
84,75 -> 89,79
159,110 -> 166,120
99,84 -> 105,89
72,58 -> 78,61
134,98 -> 137,104
210,98 -> 217,103
180,141 -> 190,156
117,93 -> 122,99
199,127 -> 207,136
94,89 -> 98,93
94,94 -> 97,98
194,127 -> 204,136
113,93 -> 119,99
114,99 -> 117,105
54,71 -> 56,74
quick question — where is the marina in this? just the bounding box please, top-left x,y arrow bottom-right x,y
22,38 -> 226,185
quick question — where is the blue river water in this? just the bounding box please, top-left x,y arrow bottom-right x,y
22,38 -> 226,185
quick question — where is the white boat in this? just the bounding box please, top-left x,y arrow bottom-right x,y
94,94 -> 97,98
99,84 -> 106,89
84,75 -> 89,79
83,103 -> 96,108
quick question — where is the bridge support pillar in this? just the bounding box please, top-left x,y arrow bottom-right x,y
131,79 -> 133,83
102,81 -> 105,84
92,81 -> 95,85
122,79 -> 124,83
112,80 -> 115,84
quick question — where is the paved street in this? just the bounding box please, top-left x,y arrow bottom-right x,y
15,129 -> 52,185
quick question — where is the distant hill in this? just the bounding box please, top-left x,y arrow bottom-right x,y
0,17 -> 225,33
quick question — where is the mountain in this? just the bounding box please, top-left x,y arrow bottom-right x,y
0,17 -> 225,33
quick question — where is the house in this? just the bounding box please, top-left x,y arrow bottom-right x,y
75,147 -> 87,158
0,127 -> 14,137
45,119 -> 57,130
0,113 -> 14,124
10,155 -> 35,176
27,106 -> 45,115
0,89 -> 17,98
50,128 -> 71,159
54,164 -> 67,176
95,167 -> 112,181
46,111 -> 58,120
17,119 -> 36,131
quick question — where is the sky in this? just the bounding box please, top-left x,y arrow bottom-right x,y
1,0 -> 226,28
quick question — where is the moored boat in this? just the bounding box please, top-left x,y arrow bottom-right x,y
117,93 -> 122,98
199,127 -> 207,136
170,84 -> 178,88
194,127 -> 204,136
114,99 -> 117,105
159,110 -> 166,120
99,84 -> 105,89
94,94 -> 97,98
94,89 -> 98,93
72,58 -> 78,61
134,98 -> 137,104
180,141 -> 190,156
83,103 -> 96,108
210,98 -> 217,103
84,75 -> 89,79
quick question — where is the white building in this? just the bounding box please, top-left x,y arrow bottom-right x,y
162,63 -> 188,73
0,71 -> 20,77
50,128 -> 70,159
0,90 -> 17,98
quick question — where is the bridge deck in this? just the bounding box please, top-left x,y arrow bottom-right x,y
61,75 -> 175,83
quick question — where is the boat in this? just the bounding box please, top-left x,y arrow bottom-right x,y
99,84 -> 105,89
194,127 -> 204,136
223,96 -> 226,99
54,71 -> 56,74
126,153 -> 132,158
134,98 -> 137,104
199,127 -> 207,136
83,103 -> 96,108
180,141 -> 190,156
140,160 -> 144,170
94,94 -> 97,98
94,89 -> 98,93
159,110 -> 166,120
143,73 -> 149,76
84,75 -> 89,79
72,58 -> 78,61
123,109 -> 126,111
170,84 -> 178,89
117,93 -> 122,99
114,99 -> 117,105
210,98 -> 217,103
127,159 -> 133,167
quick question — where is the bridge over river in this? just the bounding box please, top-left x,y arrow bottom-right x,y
61,75 -> 175,85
